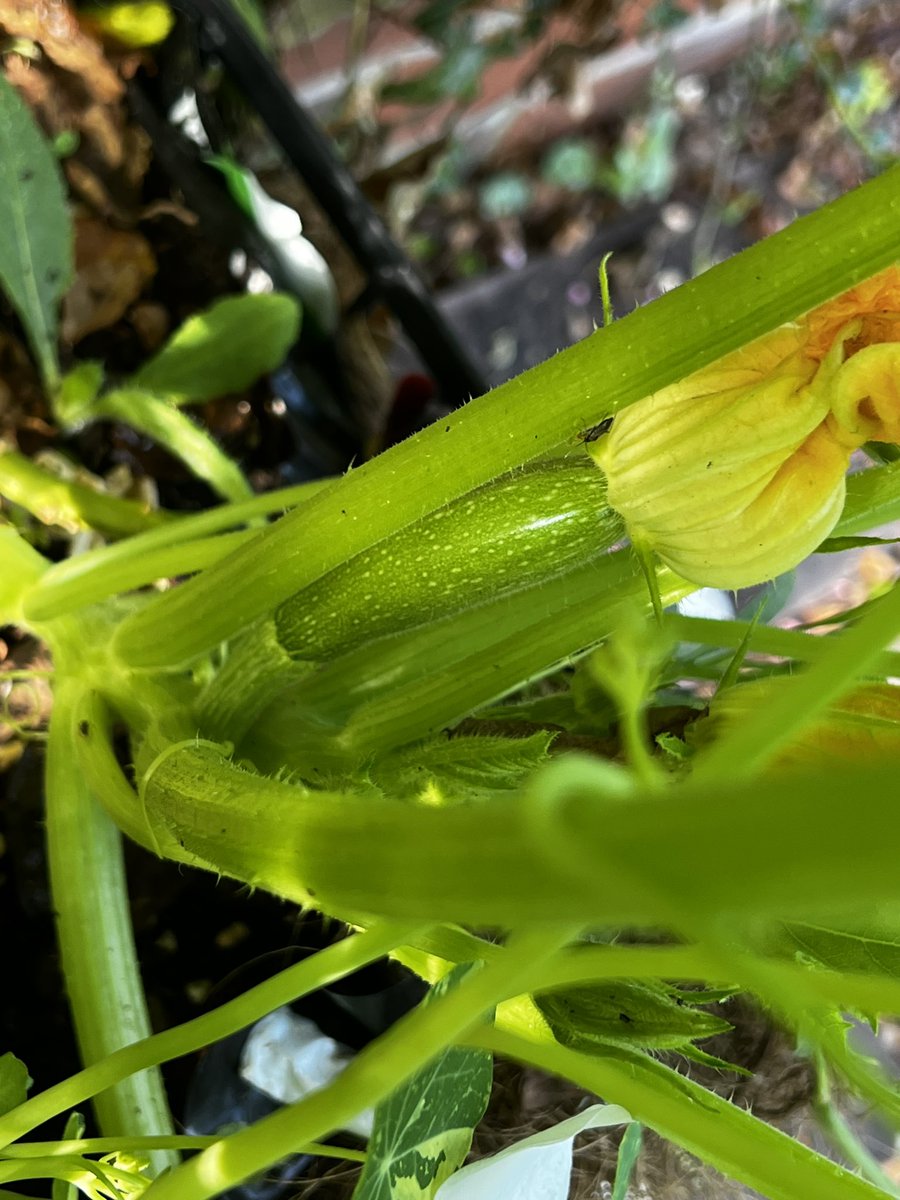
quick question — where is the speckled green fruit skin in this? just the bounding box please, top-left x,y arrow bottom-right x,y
275,459 -> 623,661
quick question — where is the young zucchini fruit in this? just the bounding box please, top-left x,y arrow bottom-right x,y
275,458 -> 624,661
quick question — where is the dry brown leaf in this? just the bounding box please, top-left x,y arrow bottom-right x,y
0,0 -> 122,102
1,0 -> 151,219
62,214 -> 156,342
129,302 -> 170,352
0,331 -> 47,442
63,155 -> 149,222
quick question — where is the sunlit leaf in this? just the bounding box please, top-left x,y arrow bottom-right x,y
611,1122 -> 642,1200
103,389 -> 251,503
818,534 -> 900,552
52,1111 -> 86,1200
80,2 -> 174,48
368,732 -> 555,805
0,1053 -> 30,1117
132,294 -> 300,403
352,966 -> 492,1200
768,920 -> 900,986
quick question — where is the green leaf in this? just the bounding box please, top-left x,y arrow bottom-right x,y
734,572 -> 795,623
0,1052 -> 30,1117
603,107 -> 680,206
768,920 -> 900,985
611,1122 -> 642,1200
368,731 -> 555,804
56,361 -> 105,425
52,1111 -> 86,1200
818,534 -> 900,553
655,731 -> 692,761
352,967 -> 493,1200
131,294 -> 300,403
0,73 -> 72,389
836,459 -> 900,536
91,388 -> 252,503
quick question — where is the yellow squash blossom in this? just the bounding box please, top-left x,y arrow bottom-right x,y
589,265 -> 900,588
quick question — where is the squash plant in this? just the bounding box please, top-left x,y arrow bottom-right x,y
2,69 -> 900,1200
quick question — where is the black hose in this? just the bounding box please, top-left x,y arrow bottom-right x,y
171,0 -> 490,407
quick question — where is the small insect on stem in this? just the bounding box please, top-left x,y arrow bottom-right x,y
579,416 -> 614,443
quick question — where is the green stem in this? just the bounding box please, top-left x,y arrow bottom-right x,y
0,1161 -> 89,1188
618,701 -> 660,788
4,1139 -> 367,1164
611,1122 -> 642,1200
25,529 -> 256,621
0,922 -> 424,1149
398,932 -> 900,1018
839,459 -> 900,535
44,681 -> 177,1177
813,1059 -> 900,1195
472,1026 -> 889,1200
92,389 -> 252,505
24,480 -> 328,624
0,450 -> 171,538
140,926 -> 578,1200
692,579 -> 900,780
664,612 -> 900,674
137,737 -> 900,938
0,523 -> 47,624
111,167 -> 900,670
71,687 -> 194,858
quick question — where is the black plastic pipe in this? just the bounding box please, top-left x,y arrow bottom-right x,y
172,0 -> 489,407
